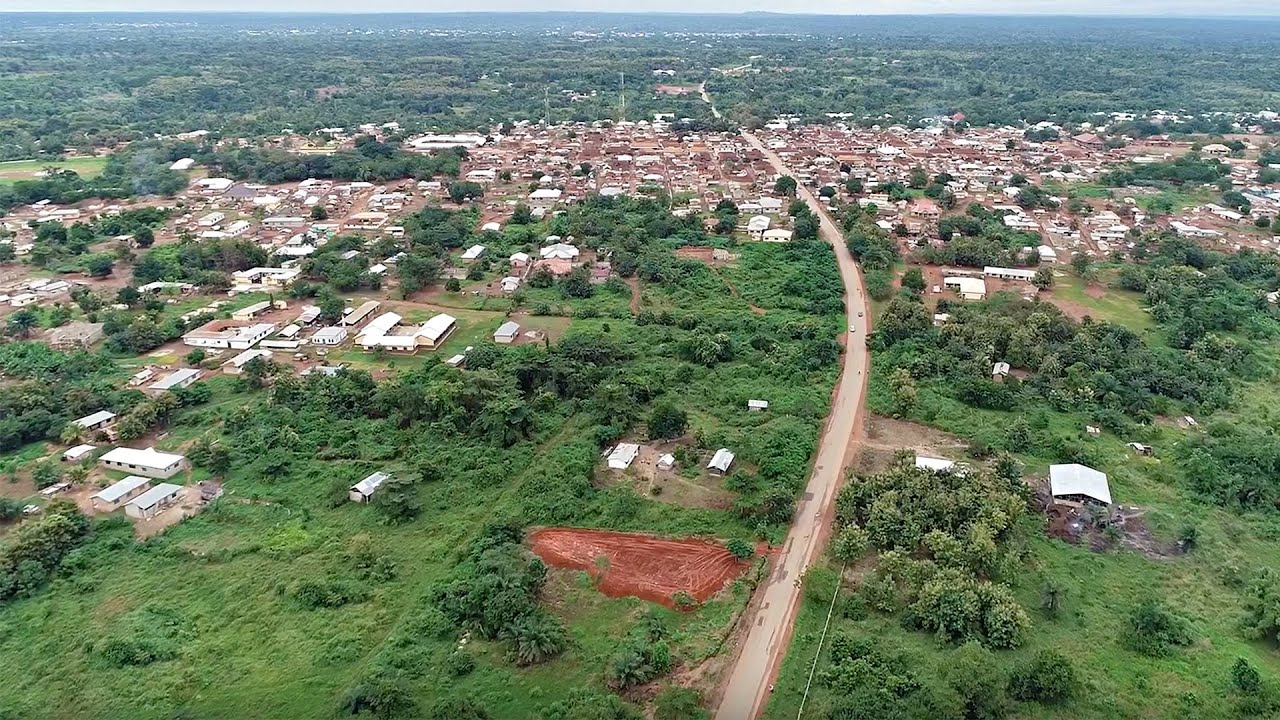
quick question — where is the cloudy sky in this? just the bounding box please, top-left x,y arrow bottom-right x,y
0,1 -> 1273,15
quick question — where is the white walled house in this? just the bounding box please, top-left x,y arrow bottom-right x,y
100,447 -> 188,479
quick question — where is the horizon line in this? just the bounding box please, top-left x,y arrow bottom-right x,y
2,10 -> 1280,19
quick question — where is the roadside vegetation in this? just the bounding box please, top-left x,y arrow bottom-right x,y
765,231 -> 1280,720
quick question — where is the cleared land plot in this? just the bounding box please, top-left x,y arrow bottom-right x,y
529,528 -> 748,608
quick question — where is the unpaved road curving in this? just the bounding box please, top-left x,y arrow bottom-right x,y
714,131 -> 871,720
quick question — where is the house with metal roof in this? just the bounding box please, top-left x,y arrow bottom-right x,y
125,482 -> 183,519
708,448 -> 735,476
349,471 -> 390,503
1049,463 -> 1112,507
92,475 -> 151,511
494,321 -> 520,344
149,368 -> 202,393
100,447 -> 188,479
73,410 -> 117,432
607,443 -> 640,470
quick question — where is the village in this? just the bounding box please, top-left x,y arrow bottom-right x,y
1,115 -> 1279,538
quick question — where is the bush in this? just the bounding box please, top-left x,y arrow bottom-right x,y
724,538 -> 754,559
944,642 -> 1008,719
95,637 -> 177,667
1231,657 -> 1262,695
291,578 -> 370,609
427,697 -> 490,720
446,650 -> 476,677
1123,599 -> 1194,657
1007,650 -> 1078,703
339,670 -> 418,719
655,686 -> 709,720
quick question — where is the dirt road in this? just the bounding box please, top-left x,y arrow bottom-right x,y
714,132 -> 870,720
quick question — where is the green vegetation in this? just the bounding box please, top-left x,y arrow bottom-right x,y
0,197 -> 843,718
766,227 -> 1280,720
2,15 -> 1279,163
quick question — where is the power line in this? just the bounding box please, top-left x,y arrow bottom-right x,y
796,563 -> 844,720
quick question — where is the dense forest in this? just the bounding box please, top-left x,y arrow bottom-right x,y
2,14 -> 1280,159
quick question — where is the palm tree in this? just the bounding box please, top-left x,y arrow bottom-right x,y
506,616 -> 566,666
59,422 -> 83,446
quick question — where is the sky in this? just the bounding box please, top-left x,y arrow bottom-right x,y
0,1 -> 1274,16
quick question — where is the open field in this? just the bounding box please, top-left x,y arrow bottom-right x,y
0,156 -> 108,185
1042,271 -> 1156,333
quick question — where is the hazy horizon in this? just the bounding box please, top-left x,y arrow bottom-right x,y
2,1 -> 1278,18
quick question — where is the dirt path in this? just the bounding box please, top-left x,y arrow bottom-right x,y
699,82 -> 722,119
713,131 -> 871,720
626,276 -> 642,314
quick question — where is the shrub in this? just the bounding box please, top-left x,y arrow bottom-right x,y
1007,650 -> 1078,703
95,637 -> 177,667
1123,599 -> 1194,657
724,538 -> 754,559
445,650 -> 476,677
655,686 -> 708,720
291,578 -> 370,609
339,670 -> 417,719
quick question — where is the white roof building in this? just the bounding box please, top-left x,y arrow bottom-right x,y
607,443 -> 641,470
462,244 -> 486,260
1049,463 -> 1112,505
356,312 -> 402,340
149,368 -> 202,391
708,448 -> 735,474
63,444 -> 97,461
94,475 -> 151,506
540,243 -> 580,260
100,447 -> 187,479
420,314 -> 457,345
494,321 -> 520,343
349,471 -> 390,502
125,482 -> 183,518
223,348 -> 273,372
915,456 -> 957,473
944,276 -> 987,300
73,410 -> 117,429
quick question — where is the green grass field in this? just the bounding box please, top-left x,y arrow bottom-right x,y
0,156 -> 108,185
1048,272 -> 1156,333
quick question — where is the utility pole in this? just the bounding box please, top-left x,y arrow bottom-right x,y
544,87 -> 550,126
619,72 -> 626,123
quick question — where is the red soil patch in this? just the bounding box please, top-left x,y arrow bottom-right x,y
529,528 -> 748,609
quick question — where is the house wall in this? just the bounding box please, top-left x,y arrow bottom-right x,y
101,458 -> 186,480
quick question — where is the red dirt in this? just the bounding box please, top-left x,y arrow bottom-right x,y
529,528 -> 748,609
